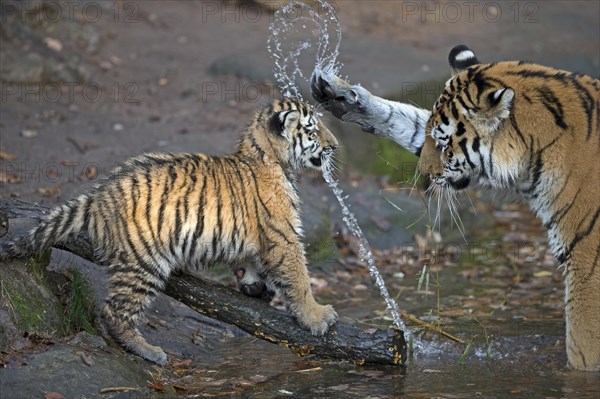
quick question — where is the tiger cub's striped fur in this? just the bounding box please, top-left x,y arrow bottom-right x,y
4,98 -> 339,365
420,46 -> 599,371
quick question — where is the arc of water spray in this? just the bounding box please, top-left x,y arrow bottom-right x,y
267,0 -> 342,100
268,1 -> 408,334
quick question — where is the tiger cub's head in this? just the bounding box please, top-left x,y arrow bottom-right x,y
420,45 -> 516,190
242,98 -> 338,172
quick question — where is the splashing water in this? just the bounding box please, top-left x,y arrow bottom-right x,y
322,167 -> 407,332
269,1 -> 409,335
267,0 -> 342,99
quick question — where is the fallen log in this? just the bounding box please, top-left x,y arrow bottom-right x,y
0,199 -> 406,366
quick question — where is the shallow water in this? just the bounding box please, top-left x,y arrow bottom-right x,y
159,186 -> 599,398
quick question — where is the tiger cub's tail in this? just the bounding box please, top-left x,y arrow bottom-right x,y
1,195 -> 89,260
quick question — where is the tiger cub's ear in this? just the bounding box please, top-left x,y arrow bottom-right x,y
269,109 -> 300,137
473,88 -> 514,135
448,44 -> 480,76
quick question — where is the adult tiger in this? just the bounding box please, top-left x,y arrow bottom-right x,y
311,45 -> 599,371
1,98 -> 339,365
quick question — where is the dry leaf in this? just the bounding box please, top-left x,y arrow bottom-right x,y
20,129 -> 38,138
44,393 -> 65,399
172,384 -> 187,392
148,382 -> 165,392
37,187 -> 61,198
44,37 -> 63,52
83,165 -> 98,180
79,352 -> 95,367
172,359 -> 192,368
0,151 -> 16,160
0,172 -> 22,184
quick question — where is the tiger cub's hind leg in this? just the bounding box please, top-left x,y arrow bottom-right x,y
102,262 -> 168,365
234,261 -> 275,301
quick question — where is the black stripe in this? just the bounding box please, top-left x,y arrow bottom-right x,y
238,158 -> 272,217
172,198 -> 183,254
509,113 -> 528,146
455,121 -> 466,137
81,195 -> 92,229
440,111 -> 449,126
536,87 -> 567,129
544,199 -> 576,230
455,94 -> 471,113
409,116 -> 422,150
458,139 -> 475,169
568,76 -> 595,140
190,174 -> 207,257
157,165 -> 175,234
221,159 -> 240,251
450,101 -> 459,119
129,175 -> 158,262
565,207 -> 600,257
545,172 -> 572,212
144,169 -> 160,250
384,103 -> 394,124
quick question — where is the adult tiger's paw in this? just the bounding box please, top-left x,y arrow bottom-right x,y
310,70 -> 376,133
298,303 -> 338,336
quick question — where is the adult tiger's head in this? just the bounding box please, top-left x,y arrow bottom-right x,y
240,98 -> 338,172
420,45 -> 520,191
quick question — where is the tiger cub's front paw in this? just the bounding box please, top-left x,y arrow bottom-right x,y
298,303 -> 338,336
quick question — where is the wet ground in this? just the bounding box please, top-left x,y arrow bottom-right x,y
1,1 -> 599,398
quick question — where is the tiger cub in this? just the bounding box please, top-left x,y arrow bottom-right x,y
3,98 -> 339,365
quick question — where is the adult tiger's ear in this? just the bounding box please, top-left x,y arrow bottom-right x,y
448,44 -> 480,76
473,88 -> 515,134
269,109 -> 299,138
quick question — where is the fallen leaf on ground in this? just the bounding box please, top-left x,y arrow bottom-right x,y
310,277 -> 328,291
77,351 -> 95,367
37,187 -> 61,198
43,37 -> 63,52
0,172 -> 21,183
20,129 -> 38,138
44,393 -> 64,399
148,383 -> 165,392
0,151 -> 16,160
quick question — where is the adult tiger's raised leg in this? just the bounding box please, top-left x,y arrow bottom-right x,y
311,70 -> 430,155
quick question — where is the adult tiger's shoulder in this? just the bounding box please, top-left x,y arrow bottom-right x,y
422,45 -> 599,371
2,97 -> 339,365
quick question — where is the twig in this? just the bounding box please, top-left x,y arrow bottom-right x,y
99,387 -> 138,393
400,312 -> 466,344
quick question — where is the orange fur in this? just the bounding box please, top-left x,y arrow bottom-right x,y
6,98 -> 339,364
420,47 -> 599,371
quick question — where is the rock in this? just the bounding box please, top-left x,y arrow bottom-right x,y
0,209 -> 7,238
0,255 -> 64,350
0,344 -> 152,399
1,53 -> 44,83
208,50 -> 274,83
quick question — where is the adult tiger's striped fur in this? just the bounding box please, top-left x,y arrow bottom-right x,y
2,98 -> 339,365
311,47 -> 599,371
